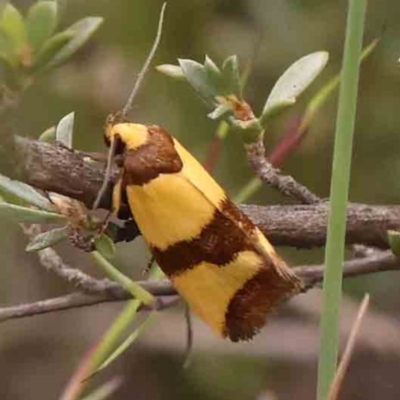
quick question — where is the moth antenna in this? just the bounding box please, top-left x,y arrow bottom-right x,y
92,137 -> 118,210
93,2 -> 167,210
121,2 -> 167,119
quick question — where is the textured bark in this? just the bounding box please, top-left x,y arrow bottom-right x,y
7,136 -> 400,250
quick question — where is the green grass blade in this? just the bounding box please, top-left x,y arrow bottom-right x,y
87,299 -> 141,376
80,377 -> 122,400
91,251 -> 155,306
94,311 -> 157,374
317,1 -> 367,400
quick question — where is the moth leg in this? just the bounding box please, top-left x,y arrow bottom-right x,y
106,178 -> 141,242
106,219 -> 141,243
142,254 -> 156,276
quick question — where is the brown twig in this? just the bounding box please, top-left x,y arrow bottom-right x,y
245,137 -> 321,204
2,135 -> 399,327
0,250 -> 398,323
5,137 -> 400,250
0,291 -> 179,323
295,251 -> 400,289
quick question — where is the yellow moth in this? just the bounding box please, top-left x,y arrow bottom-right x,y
96,2 -> 302,341
102,116 -> 302,341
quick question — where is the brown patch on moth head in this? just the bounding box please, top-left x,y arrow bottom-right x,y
122,125 -> 183,186
223,266 -> 302,342
152,199 -> 257,277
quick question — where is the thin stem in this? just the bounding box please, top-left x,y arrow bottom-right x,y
121,2 -> 167,119
317,1 -> 367,399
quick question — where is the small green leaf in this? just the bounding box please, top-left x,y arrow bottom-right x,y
45,16 -> 103,69
259,98 -> 295,128
0,202 -> 65,223
56,111 -> 74,148
0,174 -> 55,210
30,30 -> 73,72
26,226 -> 68,252
204,55 -> 221,90
156,63 -> 185,80
0,3 -> 26,51
26,1 -> 58,52
0,29 -> 14,62
261,51 -> 329,122
94,234 -> 116,259
207,102 -> 232,120
178,58 -> 217,107
38,125 -> 56,142
388,230 -> 400,257
221,55 -> 242,98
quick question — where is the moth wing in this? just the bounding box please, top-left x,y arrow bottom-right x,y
174,139 -> 286,269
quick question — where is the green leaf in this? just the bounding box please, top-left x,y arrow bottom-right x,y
0,29 -> 14,63
0,202 -> 65,223
0,174 -> 55,210
178,58 -> 217,107
388,230 -> 400,257
45,16 -> 103,69
259,99 -> 295,128
207,102 -> 232,120
26,1 -> 58,52
94,234 -> 116,259
56,111 -> 74,148
30,30 -> 73,72
221,55 -> 242,98
0,3 -> 26,51
156,63 -> 185,80
204,55 -> 221,90
261,51 -> 329,125
38,125 -> 56,142
26,226 -> 68,252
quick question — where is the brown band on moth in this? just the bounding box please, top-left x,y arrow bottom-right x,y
151,199 -> 258,277
122,125 -> 183,186
223,267 -> 300,341
220,197 -> 256,233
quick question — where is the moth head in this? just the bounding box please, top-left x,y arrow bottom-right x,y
104,112 -> 149,155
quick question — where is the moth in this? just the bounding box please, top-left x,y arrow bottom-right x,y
102,114 -> 302,341
96,2 -> 302,341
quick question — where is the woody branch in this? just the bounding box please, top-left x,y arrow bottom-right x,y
0,250 -> 398,323
0,134 -> 399,323
7,136 -> 400,250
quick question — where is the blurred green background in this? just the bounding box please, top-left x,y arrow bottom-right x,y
2,0 -> 400,399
